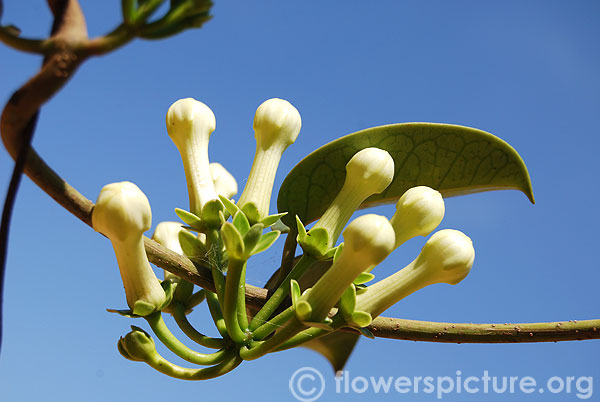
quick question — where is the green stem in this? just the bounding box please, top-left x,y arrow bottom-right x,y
145,351 -> 242,380
205,291 -> 228,338
146,312 -> 228,365
252,306 -> 295,341
223,258 -> 249,344
240,319 -> 305,361
249,255 -> 315,330
172,303 -> 225,349
205,229 -> 226,305
237,263 -> 249,330
276,316 -> 345,351
185,289 -> 206,310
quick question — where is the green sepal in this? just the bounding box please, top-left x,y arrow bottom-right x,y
295,215 -> 307,239
298,227 -> 330,259
333,243 -> 344,264
219,195 -> 240,217
290,279 -> 301,305
158,279 -> 175,310
251,230 -> 280,255
355,284 -> 368,295
132,300 -> 157,316
357,326 -> 375,339
302,317 -> 334,331
201,199 -> 224,228
243,223 -> 264,255
241,202 -> 261,225
338,285 -> 356,321
323,245 -> 338,260
173,278 -> 194,303
295,300 -> 313,322
261,212 -> 287,227
270,218 -> 290,233
178,229 -> 206,259
353,272 -> 375,285
349,311 -> 372,328
232,211 -> 251,236
221,222 -> 245,260
106,308 -> 139,318
175,208 -> 204,231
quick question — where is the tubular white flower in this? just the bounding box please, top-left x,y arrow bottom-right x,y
166,98 -> 218,216
237,98 -> 301,223
389,186 -> 445,248
152,221 -> 185,282
92,182 -> 166,314
296,214 -> 395,323
311,147 -> 394,247
355,229 -> 475,319
209,162 -> 238,199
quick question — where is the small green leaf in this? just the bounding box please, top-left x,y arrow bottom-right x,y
241,202 -> 261,225
175,208 -> 203,230
333,243 -> 344,264
232,211 -> 250,236
354,272 -> 375,285
295,300 -> 312,322
277,123 -> 534,226
252,230 -> 280,255
220,222 -> 245,260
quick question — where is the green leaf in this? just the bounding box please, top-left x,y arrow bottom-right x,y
349,311 -> 372,328
303,331 -> 360,374
251,230 -> 280,255
277,123 -> 534,225
338,285 -> 356,321
261,212 -> 287,227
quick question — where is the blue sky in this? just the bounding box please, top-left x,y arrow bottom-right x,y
0,1 -> 599,401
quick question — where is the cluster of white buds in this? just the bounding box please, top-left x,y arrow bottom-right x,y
92,182 -> 166,316
237,98 -> 301,223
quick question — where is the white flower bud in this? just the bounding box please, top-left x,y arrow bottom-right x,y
152,221 -> 185,282
92,182 -> 166,315
237,98 -> 301,223
297,214 -> 395,323
312,147 -> 394,247
166,98 -> 218,216
390,186 -> 445,248
209,162 -> 238,199
355,229 -> 474,318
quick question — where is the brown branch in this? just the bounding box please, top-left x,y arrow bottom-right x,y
1,1 -> 598,346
